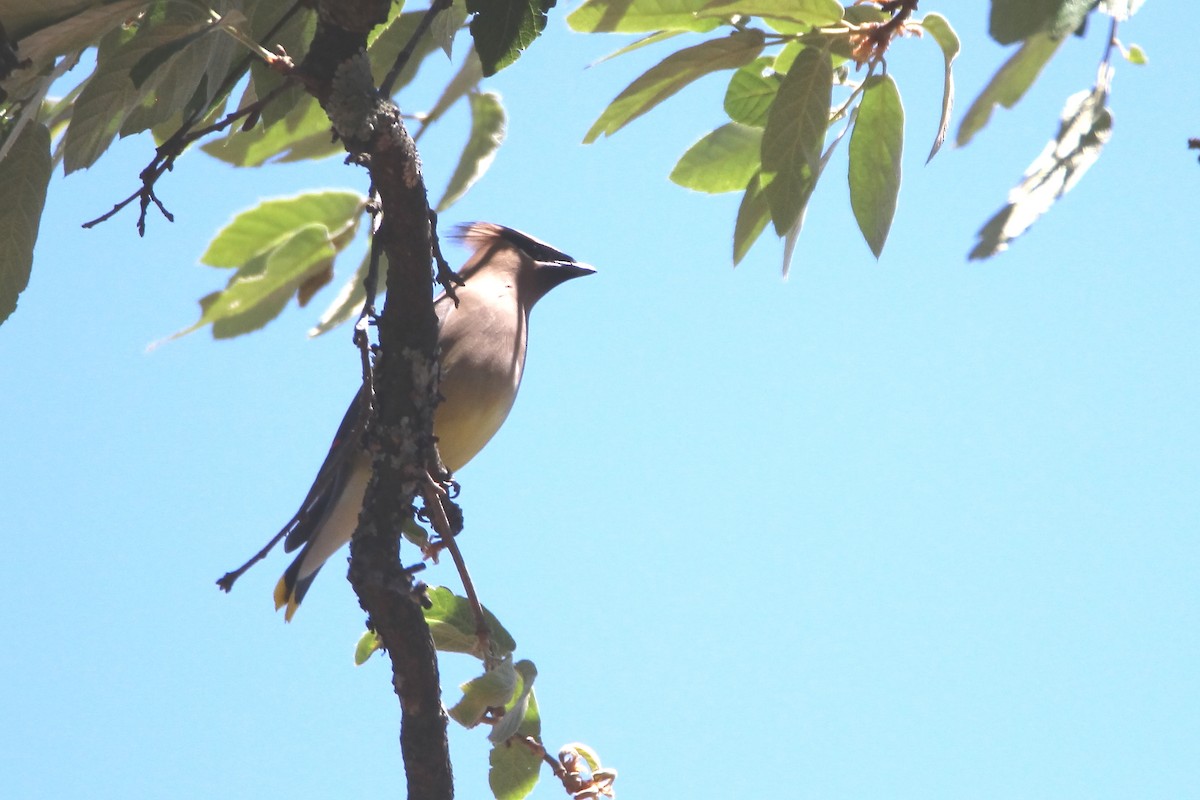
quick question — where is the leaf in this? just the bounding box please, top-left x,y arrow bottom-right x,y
0,123 -> 51,326
988,0 -> 1097,45
154,224 -> 342,346
592,29 -> 686,65
432,0 -> 470,57
449,657 -> 518,728
848,74 -> 904,258
424,586 -> 518,656
436,91 -> 506,212
1122,43 -> 1147,65
201,191 -> 365,267
760,45 -> 831,235
310,250 -> 378,337
129,24 -> 216,88
248,1 -> 317,126
696,0 -> 843,26
584,29 -> 766,143
354,630 -> 382,665
369,11 -> 446,93
724,57 -> 778,128
63,16 -> 213,173
969,84 -> 1113,260
956,31 -> 1063,148
732,171 -> 770,265
567,0 -> 718,33
670,122 -> 762,193
467,0 -> 555,76
920,12 -> 959,163
488,660 -> 537,743
488,687 -> 542,800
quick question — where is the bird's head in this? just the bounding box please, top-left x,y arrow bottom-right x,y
453,222 -> 595,305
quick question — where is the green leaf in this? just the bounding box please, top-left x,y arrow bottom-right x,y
248,2 -> 317,126
488,660 -> 537,743
63,15 -> 212,173
0,123 -> 51,326
468,0 -> 555,76
449,657 -> 519,728
593,30 -> 687,65
567,0 -> 718,33
732,171 -> 770,265
970,84 -> 1112,260
760,45 -> 831,234
129,23 -> 216,88
354,630 -> 382,665
488,687 -> 542,800
724,57 -> 778,128
201,191 -> 365,267
696,0 -> 842,26
417,49 -> 484,141
670,122 -> 762,193
988,0 -> 1097,45
584,29 -> 766,143
436,91 -> 507,212
369,11 -> 445,93
424,586 -> 518,656
920,12 -> 959,163
848,74 -> 903,258
309,249 -> 384,337
1122,43 -> 1147,65
956,31 -> 1063,147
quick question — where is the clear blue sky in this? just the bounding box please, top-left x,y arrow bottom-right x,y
3,4 -> 1196,799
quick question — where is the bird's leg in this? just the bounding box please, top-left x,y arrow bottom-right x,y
215,528 -> 290,592
419,473 -> 493,664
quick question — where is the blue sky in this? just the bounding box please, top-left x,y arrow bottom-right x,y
2,4 -> 1196,799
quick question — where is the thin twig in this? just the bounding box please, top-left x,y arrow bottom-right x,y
215,529 -> 290,591
428,209 -> 463,303
420,475 -> 491,659
380,0 -> 454,96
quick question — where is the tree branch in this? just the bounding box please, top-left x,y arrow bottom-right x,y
301,2 -> 452,798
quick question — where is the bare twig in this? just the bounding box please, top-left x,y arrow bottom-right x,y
379,0 -> 454,96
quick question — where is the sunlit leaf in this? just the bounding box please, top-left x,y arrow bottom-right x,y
449,657 -> 518,728
970,84 -> 1113,260
848,74 -> 903,258
0,123 -> 50,326
567,0 -> 717,33
732,171 -> 770,265
724,57 -> 778,128
488,661 -> 537,743
670,122 -> 762,193
354,629 -> 381,665
584,30 -> 765,143
201,191 -> 365,268
488,687 -> 542,800
920,12 -> 958,162
956,31 -> 1063,147
760,45 -> 831,234
696,0 -> 842,26
436,91 -> 506,212
424,586 -> 518,656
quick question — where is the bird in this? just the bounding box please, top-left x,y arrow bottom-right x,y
217,222 -> 594,620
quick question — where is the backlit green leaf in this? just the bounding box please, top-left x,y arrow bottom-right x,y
488,687 -> 542,800
760,45 -> 831,234
956,31 -> 1063,147
436,91 -> 507,212
670,122 -> 762,193
584,30 -> 765,143
921,12 -> 959,162
567,0 -> 717,33
988,0 -> 1096,45
724,57 -> 778,128
0,123 -> 51,326
848,74 -> 903,258
733,171 -> 770,265
201,191 -> 365,268
697,0 -> 842,26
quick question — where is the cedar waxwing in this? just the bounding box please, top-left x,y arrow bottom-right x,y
222,223 -> 594,620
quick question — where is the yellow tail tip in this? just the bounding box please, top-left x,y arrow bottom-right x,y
273,577 -> 298,622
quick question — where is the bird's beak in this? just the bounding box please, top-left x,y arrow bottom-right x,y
536,259 -> 596,287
